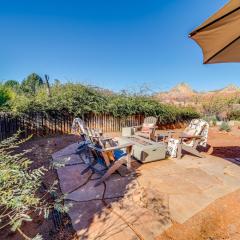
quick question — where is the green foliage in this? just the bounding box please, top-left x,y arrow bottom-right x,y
202,96 -> 235,116
203,115 -> 217,126
4,80 -> 19,88
212,118 -> 217,126
9,93 -> 34,114
219,121 -> 231,132
228,110 -> 240,121
0,85 -> 15,110
0,133 -> 67,239
21,73 -> 44,95
2,74 -> 199,124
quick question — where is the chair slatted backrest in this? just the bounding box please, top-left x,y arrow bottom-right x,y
72,118 -> 88,135
143,116 -> 158,125
141,116 -> 158,133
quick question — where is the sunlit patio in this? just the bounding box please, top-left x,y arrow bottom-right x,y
52,135 -> 240,240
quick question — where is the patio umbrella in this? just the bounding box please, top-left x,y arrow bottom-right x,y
189,0 -> 240,64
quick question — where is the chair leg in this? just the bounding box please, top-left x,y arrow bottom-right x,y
177,142 -> 183,159
94,157 -> 128,187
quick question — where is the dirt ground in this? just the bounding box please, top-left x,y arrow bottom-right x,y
0,134 -> 80,240
207,126 -> 240,159
158,189 -> 240,240
1,126 -> 240,240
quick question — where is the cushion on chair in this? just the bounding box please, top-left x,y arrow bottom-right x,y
114,149 -> 127,160
167,119 -> 209,158
141,123 -> 155,133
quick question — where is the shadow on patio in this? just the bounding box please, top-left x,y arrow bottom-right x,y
52,142 -> 171,240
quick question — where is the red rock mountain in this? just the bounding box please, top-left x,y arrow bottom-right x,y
155,83 -> 240,105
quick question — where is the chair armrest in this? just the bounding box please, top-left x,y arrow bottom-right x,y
101,137 -> 113,141
158,130 -> 175,138
104,143 -> 134,152
89,143 -> 133,152
179,134 -> 202,139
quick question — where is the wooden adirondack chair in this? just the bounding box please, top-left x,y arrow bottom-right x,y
134,116 -> 158,140
88,141 -> 133,186
72,118 -> 134,186
167,119 -> 209,159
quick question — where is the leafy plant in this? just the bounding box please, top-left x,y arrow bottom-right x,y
21,73 -> 44,95
212,118 -> 217,126
0,84 -> 15,110
4,80 -> 20,89
219,121 -> 231,132
3,74 -> 199,124
0,133 -> 67,239
228,110 -> 240,121
203,115 -> 217,126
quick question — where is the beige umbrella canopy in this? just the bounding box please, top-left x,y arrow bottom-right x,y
189,0 -> 240,64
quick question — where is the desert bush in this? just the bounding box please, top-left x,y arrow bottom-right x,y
219,121 -> 231,132
228,110 -> 240,121
0,133 -> 67,239
203,115 -> 217,126
202,96 -> 238,117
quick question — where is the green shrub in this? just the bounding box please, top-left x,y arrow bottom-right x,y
21,73 -> 44,95
2,77 -> 199,124
212,118 -> 217,126
228,110 -> 240,121
202,96 -> 234,116
203,115 -> 217,126
4,80 -> 20,89
0,133 -> 67,239
219,121 -> 231,132
0,85 -> 15,110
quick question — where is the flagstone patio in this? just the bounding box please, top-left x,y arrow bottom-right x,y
52,142 -> 240,240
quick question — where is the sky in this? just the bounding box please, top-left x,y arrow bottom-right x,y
0,0 -> 239,93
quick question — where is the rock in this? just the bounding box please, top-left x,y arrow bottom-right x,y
57,164 -> 92,194
65,180 -> 105,201
53,154 -> 84,167
52,142 -> 80,160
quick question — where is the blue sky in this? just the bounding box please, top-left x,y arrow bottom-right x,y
1,0 -> 239,92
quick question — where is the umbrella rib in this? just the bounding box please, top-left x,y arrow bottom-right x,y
190,6 -> 240,37
204,35 -> 240,64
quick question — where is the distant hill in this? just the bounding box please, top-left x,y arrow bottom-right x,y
154,83 -> 240,106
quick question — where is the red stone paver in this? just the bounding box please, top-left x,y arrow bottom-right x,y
52,142 -> 240,240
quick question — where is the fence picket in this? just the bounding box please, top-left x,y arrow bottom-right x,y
0,112 -> 146,140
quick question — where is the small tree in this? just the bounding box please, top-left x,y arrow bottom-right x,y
4,80 -> 19,89
21,73 -> 44,95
